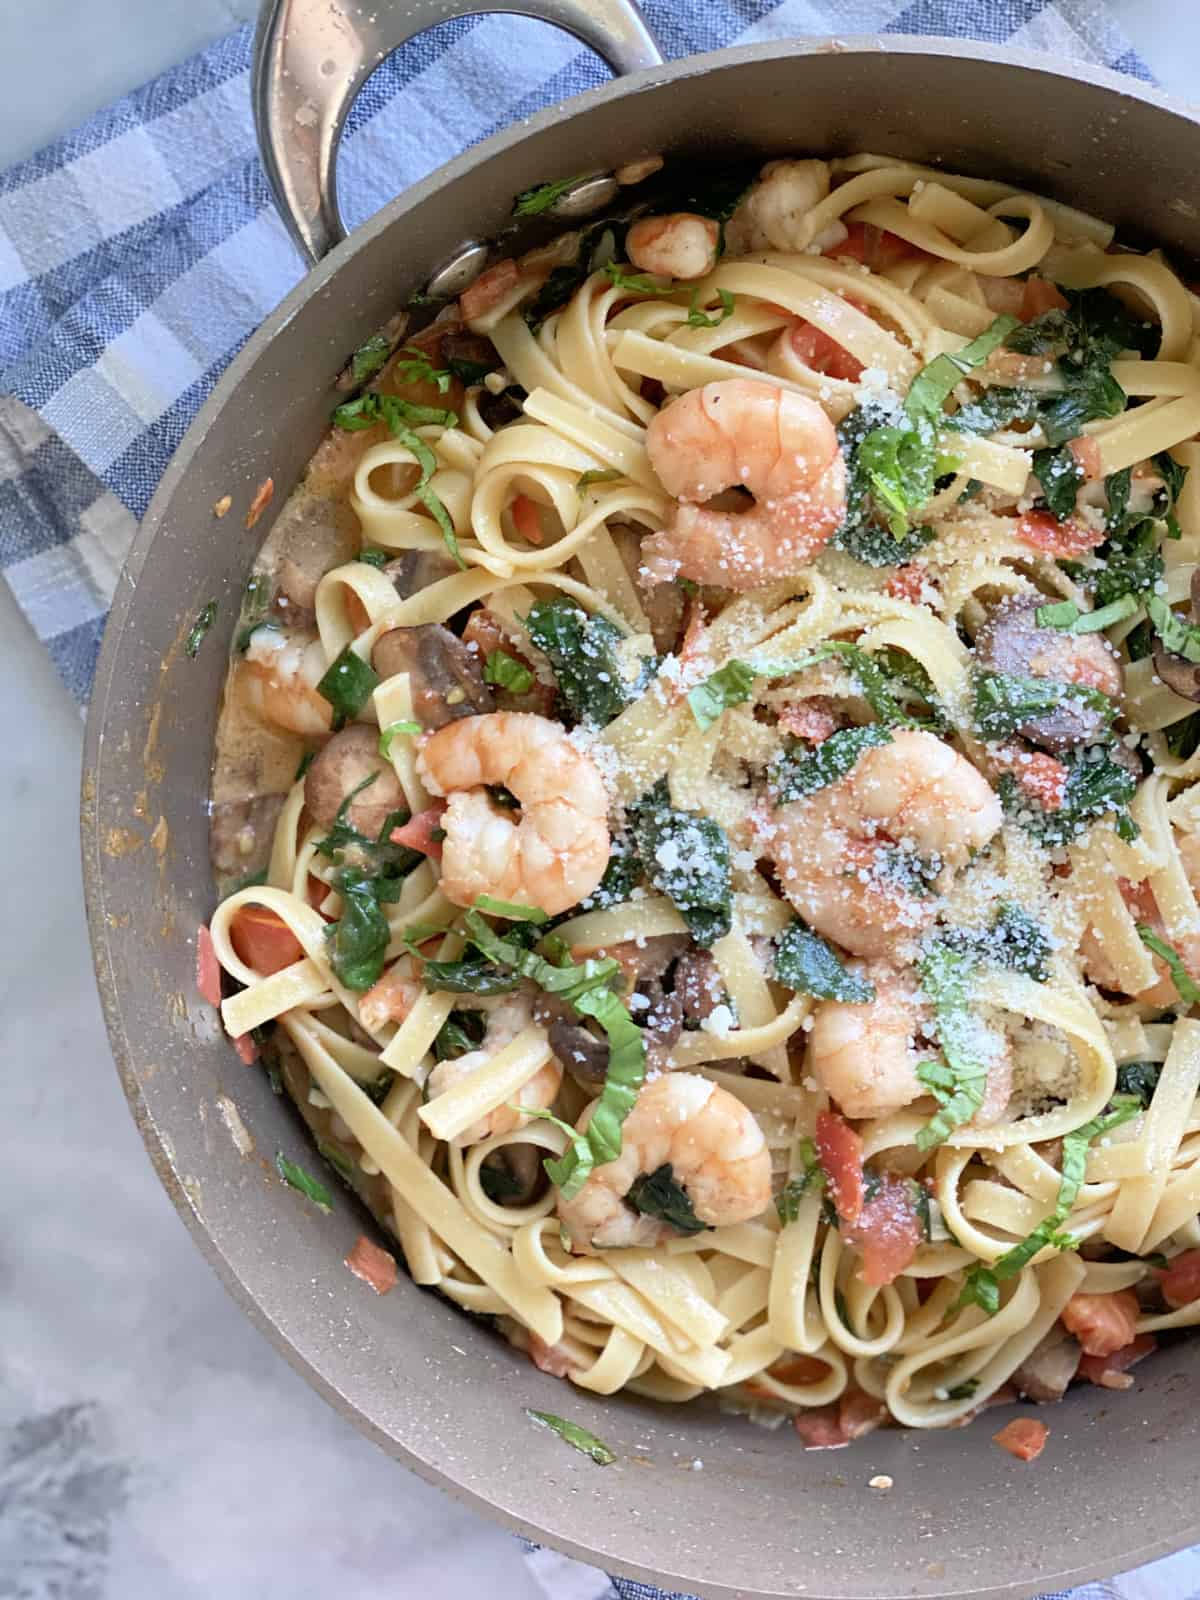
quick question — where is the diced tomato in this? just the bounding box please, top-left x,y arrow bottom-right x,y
306,873 -> 335,918
995,746 -> 1068,812
1014,510 -> 1105,558
1159,1247 -> 1200,1309
197,923 -> 222,1007
230,904 -> 305,975
1078,1332 -> 1156,1388
982,277 -> 1029,318
460,259 -> 522,323
793,1389 -> 886,1449
1060,1290 -> 1141,1358
778,701 -> 840,744
232,1034 -> 258,1065
390,802 -> 448,860
245,476 -> 274,531
786,322 -> 864,383
884,564 -> 931,604
528,1333 -> 576,1378
1068,435 -> 1104,480
815,1110 -> 865,1226
462,608 -> 508,657
344,1234 -> 398,1295
769,1354 -> 832,1386
511,493 -> 544,546
828,222 -> 924,271
345,589 -> 371,634
992,1417 -> 1049,1462
1020,277 -> 1069,321
844,1177 -> 923,1287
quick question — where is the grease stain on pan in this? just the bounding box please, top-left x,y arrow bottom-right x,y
216,1094 -> 255,1158
104,827 -> 144,858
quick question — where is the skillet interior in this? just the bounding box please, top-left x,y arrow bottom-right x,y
83,37 -> 1200,1600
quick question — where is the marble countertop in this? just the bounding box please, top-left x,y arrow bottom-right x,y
3,3 -> 1199,1597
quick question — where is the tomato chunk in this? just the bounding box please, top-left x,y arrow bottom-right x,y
1060,1290 -> 1140,1358
884,564 -> 932,604
196,923 -> 222,1007
344,1234 -> 398,1295
1159,1247 -> 1200,1308
786,322 -> 864,383
993,1417 -> 1049,1462
778,701 -> 839,744
793,1389 -> 886,1449
995,746 -> 1068,812
844,1177 -> 923,1287
232,1034 -> 259,1065
511,493 -> 545,546
528,1333 -> 576,1378
460,259 -> 522,323
1068,435 -> 1104,480
1078,1332 -> 1156,1388
230,903 -> 305,976
1014,510 -> 1105,558
829,222 -> 925,271
1020,277 -> 1069,321
815,1110 -> 865,1226
391,802 -> 448,860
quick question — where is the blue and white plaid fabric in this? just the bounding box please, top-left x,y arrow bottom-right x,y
2,3 -> 1193,1597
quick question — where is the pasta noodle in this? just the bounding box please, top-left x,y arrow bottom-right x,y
205,149 -> 1200,1450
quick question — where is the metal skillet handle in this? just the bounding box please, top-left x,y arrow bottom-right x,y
253,0 -> 664,265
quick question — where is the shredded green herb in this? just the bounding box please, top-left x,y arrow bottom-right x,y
317,646 -> 380,730
1147,593 -> 1200,663
999,747 -> 1138,847
185,600 -> 218,658
512,175 -> 591,217
576,468 -> 622,495
378,719 -> 421,758
775,1137 -> 826,1224
349,332 -> 393,385
275,1152 -> 334,1211
1136,926 -> 1200,1004
769,725 -> 892,803
631,780 -> 731,948
1033,595 -> 1139,633
391,345 -> 453,394
627,1163 -> 708,1235
473,895 -> 548,923
686,287 -> 734,328
914,945 -> 988,1151
483,649 -> 535,695
330,391 -> 463,567
525,1409 -> 615,1465
972,669 -> 1116,740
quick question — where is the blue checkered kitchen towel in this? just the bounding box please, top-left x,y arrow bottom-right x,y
0,3 -> 1194,1599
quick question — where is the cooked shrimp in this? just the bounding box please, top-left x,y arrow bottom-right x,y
808,963 -> 1012,1123
424,993 -> 562,1147
724,159 -> 831,254
1081,833 -> 1200,1005
760,729 -> 1003,958
415,711 -> 610,917
626,212 -> 720,280
557,1073 -> 771,1251
641,379 -> 846,590
242,625 -> 332,736
359,962 -> 422,1033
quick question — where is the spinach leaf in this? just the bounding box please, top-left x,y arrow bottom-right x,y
1093,516 -> 1163,610
999,747 -> 1137,847
314,779 -> 421,891
420,955 -> 523,995
689,640 -> 927,734
525,1409 -> 615,1465
1032,444 -> 1084,520
276,1152 -> 334,1211
631,781 -> 731,948
1115,1060 -> 1161,1106
1106,467 -> 1132,532
972,669 -> 1115,740
627,1163 -> 708,1235
1167,711 -> 1200,760
317,646 -> 380,730
774,921 -> 875,1001
577,831 -> 643,911
769,725 -> 892,803
325,873 -> 391,991
433,1013 -> 483,1060
525,596 -> 652,726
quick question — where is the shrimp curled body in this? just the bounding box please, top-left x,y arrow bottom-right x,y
242,626 -> 333,737
416,711 -> 610,917
642,379 -> 846,591
557,1073 -> 772,1251
425,993 -> 562,1147
762,729 -> 1003,959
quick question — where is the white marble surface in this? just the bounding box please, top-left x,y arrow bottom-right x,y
5,5 -> 1200,1600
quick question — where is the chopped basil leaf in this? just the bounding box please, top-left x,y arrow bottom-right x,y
776,1137 -> 826,1223
631,780 -> 731,948
324,872 -> 391,990
775,921 -> 874,1001
378,719 -> 421,758
1034,595 -> 1138,633
350,332 -> 392,385
1032,443 -> 1084,521
317,646 -> 380,730
316,1137 -> 356,1183
233,573 -> 272,652
512,175 -> 591,217
392,346 -> 453,394
185,600 -> 218,658
604,262 -> 675,296
275,1152 -> 333,1211
914,945 -> 987,1150
769,724 -> 892,804
474,895 -> 549,923
686,287 -> 734,328
957,1098 -> 1141,1314
905,316 -> 1020,434
295,749 -> 316,781
357,546 -> 390,568
525,1409 -> 615,1465
627,1163 -> 708,1235
483,649 -> 535,695
1136,926 -> 1200,1005
1147,593 -> 1200,663
330,392 -> 463,568
576,468 -> 622,495
689,639 -> 925,734
525,596 -> 651,726
971,669 -> 1115,740
1115,1060 -> 1161,1106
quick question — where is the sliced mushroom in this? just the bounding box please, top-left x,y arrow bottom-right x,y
1151,570 -> 1200,701
673,949 -> 725,1026
974,595 -> 1122,751
440,330 -> 500,381
372,623 -> 495,728
610,521 -> 685,654
304,725 -> 406,835
477,385 -> 525,431
1012,1327 -> 1082,1403
272,495 -> 361,616
209,793 -> 287,880
480,1143 -> 544,1207
549,1019 -> 610,1087
380,549 -> 460,602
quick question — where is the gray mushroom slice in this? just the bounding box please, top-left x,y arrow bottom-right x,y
272,495 -> 361,613
304,725 -> 406,835
549,1019 -> 611,1088
673,949 -> 725,1025
381,549 -> 460,601
1012,1328 -> 1082,1403
372,623 -> 495,728
974,595 -> 1121,751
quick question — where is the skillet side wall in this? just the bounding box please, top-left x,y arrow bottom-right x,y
83,39 -> 1200,1600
